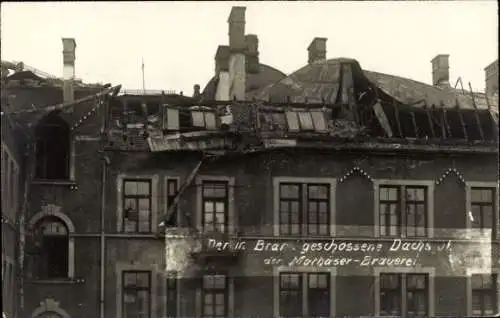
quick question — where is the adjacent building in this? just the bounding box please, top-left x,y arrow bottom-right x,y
2,5 -> 499,318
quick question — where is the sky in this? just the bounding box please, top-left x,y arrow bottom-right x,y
1,1 -> 498,95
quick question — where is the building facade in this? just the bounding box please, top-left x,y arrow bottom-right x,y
2,5 -> 499,318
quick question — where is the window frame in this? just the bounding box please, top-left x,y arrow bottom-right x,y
273,177 -> 337,237
373,180 -> 435,238
164,176 -> 181,227
196,176 -> 235,235
201,273 -> 229,318
122,178 -> 153,233
466,268 -> 500,316
33,114 -> 75,181
121,270 -> 152,318
273,266 -> 336,318
465,182 -> 499,240
284,110 -> 328,132
116,174 -> 159,234
164,271 -> 180,318
374,267 -> 435,318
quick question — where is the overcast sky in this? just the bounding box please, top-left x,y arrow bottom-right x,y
1,1 -> 498,95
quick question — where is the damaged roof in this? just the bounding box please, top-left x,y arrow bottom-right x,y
248,58 -> 498,113
201,63 -> 287,101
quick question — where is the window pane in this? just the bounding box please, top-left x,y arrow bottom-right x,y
280,184 -> 300,199
165,107 -> 180,130
205,112 -> 217,130
298,111 -> 314,130
471,188 -> 493,203
311,111 -> 327,131
125,181 -> 138,195
285,112 -> 300,132
308,184 -> 329,199
192,111 -> 205,127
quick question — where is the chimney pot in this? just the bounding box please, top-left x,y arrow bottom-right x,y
62,38 -> 76,103
193,84 -> 201,99
308,37 -> 327,64
484,59 -> 499,95
431,54 -> 450,87
245,34 -> 259,74
228,7 -> 246,52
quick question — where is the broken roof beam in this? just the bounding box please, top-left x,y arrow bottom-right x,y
410,111 -> 419,138
456,99 -> 468,140
440,102 -> 451,139
392,99 -> 403,138
423,103 -> 436,139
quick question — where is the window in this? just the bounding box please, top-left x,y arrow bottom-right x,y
379,185 -> 427,237
470,188 -> 495,236
166,271 -> 179,318
163,107 -> 180,131
35,113 -> 71,180
279,183 -> 330,236
285,111 -> 328,132
165,178 -> 179,227
192,111 -> 217,130
471,274 -> 498,316
35,218 -> 69,279
379,273 -> 428,317
122,271 -> 151,318
202,181 -> 228,233
279,272 -> 331,317
202,274 -> 228,318
123,179 -> 152,233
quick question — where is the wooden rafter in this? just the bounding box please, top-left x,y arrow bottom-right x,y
424,104 -> 436,139
410,111 -> 419,138
393,99 -> 403,138
455,99 -> 468,140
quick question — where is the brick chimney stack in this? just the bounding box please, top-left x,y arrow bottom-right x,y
484,59 -> 499,95
308,37 -> 327,64
245,34 -> 259,74
62,38 -> 76,103
228,6 -> 246,100
215,45 -> 230,74
431,54 -> 450,88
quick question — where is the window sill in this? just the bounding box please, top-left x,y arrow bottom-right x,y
32,179 -> 77,186
26,278 -> 85,284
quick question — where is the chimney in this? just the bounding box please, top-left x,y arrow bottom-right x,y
431,54 -> 450,87
62,38 -> 76,103
245,34 -> 259,74
215,45 -> 230,74
193,84 -> 201,99
484,59 -> 499,95
308,37 -> 327,64
228,6 -> 246,100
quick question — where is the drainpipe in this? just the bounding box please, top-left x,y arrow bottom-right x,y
99,97 -> 110,318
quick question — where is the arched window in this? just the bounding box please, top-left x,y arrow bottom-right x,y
34,217 -> 69,279
35,112 -> 70,180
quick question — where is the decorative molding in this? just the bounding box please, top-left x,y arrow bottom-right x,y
70,102 -> 101,131
339,166 -> 374,183
436,168 -> 466,185
31,298 -> 71,318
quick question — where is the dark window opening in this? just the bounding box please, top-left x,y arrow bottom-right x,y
165,179 -> 179,227
122,271 -> 151,318
35,217 -> 69,279
166,271 -> 178,317
35,113 -> 71,180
